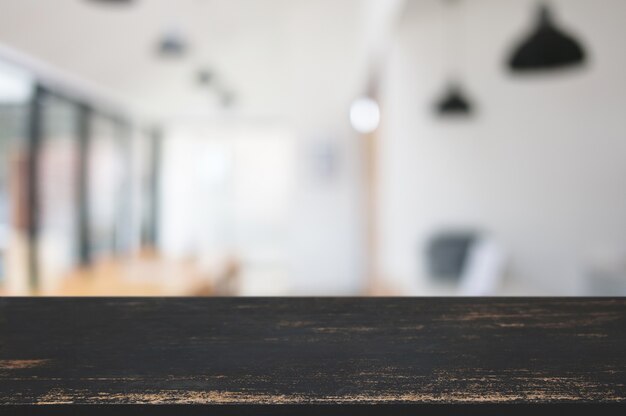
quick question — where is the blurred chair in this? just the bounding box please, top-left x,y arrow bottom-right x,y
426,231 -> 507,296
426,231 -> 477,281
458,237 -> 507,296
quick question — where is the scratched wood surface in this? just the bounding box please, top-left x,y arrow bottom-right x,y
0,298 -> 625,413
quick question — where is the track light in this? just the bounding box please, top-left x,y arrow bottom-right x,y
157,28 -> 188,58
196,69 -> 214,86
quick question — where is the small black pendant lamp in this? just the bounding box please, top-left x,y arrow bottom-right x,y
437,83 -> 472,115
508,3 -> 586,72
435,0 -> 474,117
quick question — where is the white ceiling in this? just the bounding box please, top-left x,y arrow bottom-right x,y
0,0 -> 403,124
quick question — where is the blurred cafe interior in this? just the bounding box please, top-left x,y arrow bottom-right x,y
0,0 -> 625,297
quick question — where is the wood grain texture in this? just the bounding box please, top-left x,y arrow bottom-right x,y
0,298 -> 625,414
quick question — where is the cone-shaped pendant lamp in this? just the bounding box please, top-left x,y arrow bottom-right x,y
437,83 -> 472,115
435,0 -> 474,117
509,3 -> 586,72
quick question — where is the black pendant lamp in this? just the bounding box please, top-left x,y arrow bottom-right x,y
437,83 -> 472,115
509,3 -> 586,72
435,0 -> 474,117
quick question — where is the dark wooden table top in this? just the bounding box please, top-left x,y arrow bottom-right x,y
1,298 -> 625,415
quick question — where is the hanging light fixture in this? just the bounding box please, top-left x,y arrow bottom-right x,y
156,26 -> 188,58
434,0 -> 475,117
436,83 -> 472,115
508,3 -> 587,72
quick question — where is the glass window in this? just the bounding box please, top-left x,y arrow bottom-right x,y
0,59 -> 33,293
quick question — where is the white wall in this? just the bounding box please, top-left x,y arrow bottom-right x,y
378,0 -> 626,295
288,124 -> 366,295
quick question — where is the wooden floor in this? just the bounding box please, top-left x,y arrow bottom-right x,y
1,250 -> 240,296
1,298 -> 625,415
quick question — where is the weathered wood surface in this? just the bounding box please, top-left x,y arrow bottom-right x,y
0,298 -> 625,413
